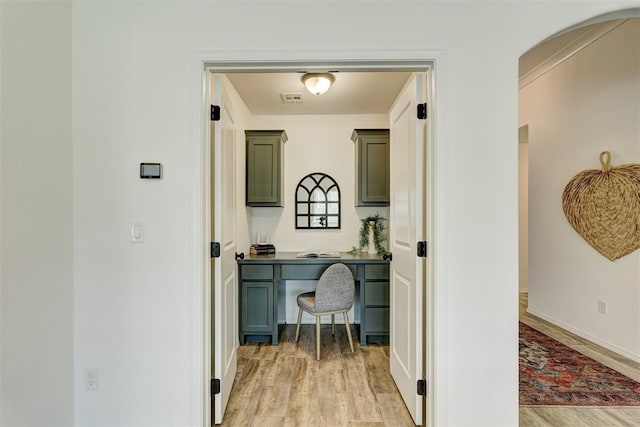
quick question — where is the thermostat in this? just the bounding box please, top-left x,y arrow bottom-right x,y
140,163 -> 162,179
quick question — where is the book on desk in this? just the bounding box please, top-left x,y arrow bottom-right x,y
250,244 -> 275,255
296,251 -> 341,258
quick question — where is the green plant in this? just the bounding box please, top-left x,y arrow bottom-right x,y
358,213 -> 387,254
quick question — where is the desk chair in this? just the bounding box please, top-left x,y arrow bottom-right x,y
294,263 -> 355,360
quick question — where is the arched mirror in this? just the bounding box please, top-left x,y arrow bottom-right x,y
295,173 -> 341,229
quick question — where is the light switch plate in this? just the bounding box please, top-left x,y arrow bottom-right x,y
85,369 -> 98,391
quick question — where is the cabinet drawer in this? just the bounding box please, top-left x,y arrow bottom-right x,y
281,264 -> 357,280
365,264 -> 389,280
281,264 -> 325,280
364,307 -> 389,333
241,265 -> 274,280
364,281 -> 389,306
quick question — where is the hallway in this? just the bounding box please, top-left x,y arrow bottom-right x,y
519,293 -> 640,426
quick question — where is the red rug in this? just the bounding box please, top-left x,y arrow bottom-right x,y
519,322 -> 640,406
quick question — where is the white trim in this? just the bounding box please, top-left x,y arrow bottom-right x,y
190,48 -> 448,427
426,53 -> 448,427
189,51 -> 209,427
527,308 -> 640,363
544,8 -> 640,40
519,20 -> 626,90
191,48 -> 439,70
0,3 -> 3,420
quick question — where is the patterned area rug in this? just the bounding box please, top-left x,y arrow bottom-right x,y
519,322 -> 640,406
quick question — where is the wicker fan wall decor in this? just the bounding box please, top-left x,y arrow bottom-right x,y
562,151 -> 640,261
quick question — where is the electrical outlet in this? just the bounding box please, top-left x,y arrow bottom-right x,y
130,221 -> 144,243
598,300 -> 608,315
85,369 -> 98,391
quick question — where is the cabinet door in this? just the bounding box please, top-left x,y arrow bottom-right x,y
241,281 -> 274,332
353,129 -> 390,206
245,130 -> 286,206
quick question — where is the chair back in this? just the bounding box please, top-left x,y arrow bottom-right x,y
314,263 -> 355,313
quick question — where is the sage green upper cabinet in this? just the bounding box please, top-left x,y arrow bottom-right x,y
245,130 -> 287,207
351,129 -> 390,206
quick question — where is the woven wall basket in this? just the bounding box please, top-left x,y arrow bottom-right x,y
562,151 -> 640,261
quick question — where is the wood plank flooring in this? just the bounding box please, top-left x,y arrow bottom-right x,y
519,292 -> 640,426
220,324 -> 415,426
220,295 -> 640,426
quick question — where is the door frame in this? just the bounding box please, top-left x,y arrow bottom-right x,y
191,49 -> 446,426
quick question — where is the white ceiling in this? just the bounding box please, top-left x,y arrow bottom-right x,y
226,71 -> 412,115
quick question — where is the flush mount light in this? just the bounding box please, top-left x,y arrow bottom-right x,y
301,73 -> 335,96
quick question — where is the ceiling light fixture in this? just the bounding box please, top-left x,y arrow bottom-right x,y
301,73 -> 335,96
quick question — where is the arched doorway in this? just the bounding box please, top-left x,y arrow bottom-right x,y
518,9 -> 640,425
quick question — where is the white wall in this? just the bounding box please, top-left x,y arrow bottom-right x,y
248,114 -> 389,323
0,1 -> 634,426
519,126 -> 529,292
71,3 -> 639,426
521,19 -> 640,360
0,2 -> 74,425
248,114 -> 389,252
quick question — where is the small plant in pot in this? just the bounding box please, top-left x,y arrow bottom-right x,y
352,213 -> 387,254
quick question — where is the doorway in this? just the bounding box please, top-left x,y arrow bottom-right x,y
198,57 -> 441,426
518,13 -> 640,425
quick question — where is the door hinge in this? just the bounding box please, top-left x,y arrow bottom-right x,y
417,378 -> 427,396
417,103 -> 428,120
210,242 -> 221,258
417,241 -> 428,258
211,105 -> 221,121
211,378 -> 220,396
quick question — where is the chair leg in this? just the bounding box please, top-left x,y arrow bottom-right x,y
295,307 -> 303,343
331,314 -> 335,335
316,315 -> 321,360
343,312 -> 354,353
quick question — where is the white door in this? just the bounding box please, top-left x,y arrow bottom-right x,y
389,72 -> 426,425
211,74 -> 238,424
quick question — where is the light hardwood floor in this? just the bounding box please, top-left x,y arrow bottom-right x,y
220,296 -> 640,426
520,292 -> 640,426
220,324 -> 415,426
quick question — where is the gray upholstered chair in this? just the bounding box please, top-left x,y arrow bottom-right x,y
294,263 -> 355,360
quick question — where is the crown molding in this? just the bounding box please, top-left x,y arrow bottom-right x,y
519,20 -> 627,90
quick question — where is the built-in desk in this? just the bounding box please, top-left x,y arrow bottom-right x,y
237,252 -> 390,346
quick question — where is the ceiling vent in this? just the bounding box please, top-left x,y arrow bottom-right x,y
281,93 -> 304,104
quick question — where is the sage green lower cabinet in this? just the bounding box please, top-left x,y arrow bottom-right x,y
241,282 -> 274,331
239,264 -> 277,344
351,129 -> 390,206
245,130 -> 287,207
237,253 -> 389,346
360,264 -> 390,344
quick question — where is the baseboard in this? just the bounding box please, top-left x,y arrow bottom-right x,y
526,307 -> 640,363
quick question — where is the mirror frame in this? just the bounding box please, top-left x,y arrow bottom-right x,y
294,172 -> 341,229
